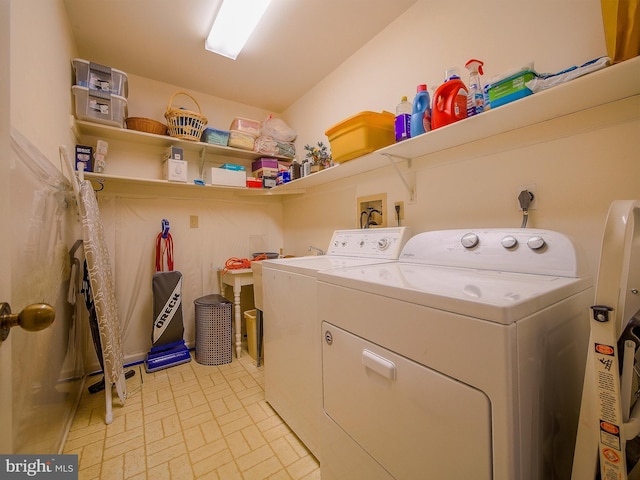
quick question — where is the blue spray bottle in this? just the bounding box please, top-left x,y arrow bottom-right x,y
410,84 -> 431,137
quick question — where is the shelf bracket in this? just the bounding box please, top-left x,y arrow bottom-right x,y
199,147 -> 206,180
381,153 -> 414,202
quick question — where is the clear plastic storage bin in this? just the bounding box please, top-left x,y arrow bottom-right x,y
72,58 -> 128,97
72,85 -> 128,128
229,117 -> 262,137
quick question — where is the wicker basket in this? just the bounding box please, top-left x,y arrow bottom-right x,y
164,91 -> 208,141
125,117 -> 168,136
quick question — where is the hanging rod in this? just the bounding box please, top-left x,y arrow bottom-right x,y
381,153 -> 414,202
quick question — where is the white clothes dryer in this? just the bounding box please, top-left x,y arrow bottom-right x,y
262,227 -> 410,460
317,228 -> 593,480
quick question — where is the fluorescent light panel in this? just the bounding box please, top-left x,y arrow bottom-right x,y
205,0 -> 272,60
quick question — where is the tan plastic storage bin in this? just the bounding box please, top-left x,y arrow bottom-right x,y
244,309 -> 263,361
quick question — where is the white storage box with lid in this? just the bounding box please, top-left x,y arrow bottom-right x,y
72,85 -> 127,128
205,167 -> 246,187
72,58 -> 128,97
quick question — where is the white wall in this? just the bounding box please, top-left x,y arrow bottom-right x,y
281,0 -> 640,280
11,0 -> 77,161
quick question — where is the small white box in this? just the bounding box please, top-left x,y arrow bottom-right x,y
206,167 -> 246,187
163,159 -> 188,182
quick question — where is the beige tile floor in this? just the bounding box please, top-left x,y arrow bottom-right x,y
63,352 -> 320,480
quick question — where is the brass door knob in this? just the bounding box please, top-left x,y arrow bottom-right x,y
0,302 -> 55,342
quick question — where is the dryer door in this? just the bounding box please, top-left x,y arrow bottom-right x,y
322,321 -> 493,479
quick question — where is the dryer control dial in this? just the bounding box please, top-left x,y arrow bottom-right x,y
501,235 -> 518,249
527,236 -> 546,250
461,232 -> 479,249
377,238 -> 391,250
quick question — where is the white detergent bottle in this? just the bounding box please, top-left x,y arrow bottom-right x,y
465,59 -> 485,117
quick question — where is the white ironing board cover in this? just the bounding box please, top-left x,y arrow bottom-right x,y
78,179 -> 126,404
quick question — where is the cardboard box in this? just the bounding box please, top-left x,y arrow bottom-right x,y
252,158 -> 278,171
163,145 -> 184,161
325,111 -> 395,163
252,167 -> 279,178
206,167 -> 246,187
487,70 -> 536,109
262,176 -> 277,188
162,158 -> 188,182
246,177 -> 263,188
221,163 -> 245,171
75,145 -> 93,172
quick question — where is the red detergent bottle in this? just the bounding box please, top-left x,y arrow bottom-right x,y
432,68 -> 468,129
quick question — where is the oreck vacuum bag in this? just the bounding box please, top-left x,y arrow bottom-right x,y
145,219 -> 191,373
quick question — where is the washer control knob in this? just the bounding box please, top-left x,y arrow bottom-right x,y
527,236 -> 546,250
377,238 -> 390,250
501,235 -> 518,249
461,232 -> 479,249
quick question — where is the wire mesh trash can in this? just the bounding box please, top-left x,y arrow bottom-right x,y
194,294 -> 232,365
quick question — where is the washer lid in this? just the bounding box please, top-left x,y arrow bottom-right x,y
318,262 -> 592,325
262,255 -> 395,277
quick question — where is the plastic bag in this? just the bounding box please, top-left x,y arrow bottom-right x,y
254,136 -> 296,158
525,56 -> 611,93
262,116 -> 297,142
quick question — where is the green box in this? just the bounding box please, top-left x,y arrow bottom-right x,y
488,70 -> 537,108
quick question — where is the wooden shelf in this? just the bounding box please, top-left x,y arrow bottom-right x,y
74,56 -> 639,197
271,56 -> 640,194
73,120 -> 292,161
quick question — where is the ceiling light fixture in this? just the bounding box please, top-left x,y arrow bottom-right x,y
205,0 -> 272,60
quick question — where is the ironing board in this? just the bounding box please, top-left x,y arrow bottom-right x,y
572,200 -> 640,479
61,146 -> 126,424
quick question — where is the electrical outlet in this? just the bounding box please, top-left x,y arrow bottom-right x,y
190,215 -> 199,228
517,184 -> 537,210
394,201 -> 404,220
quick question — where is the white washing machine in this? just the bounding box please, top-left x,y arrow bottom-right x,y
262,227 -> 410,460
317,228 -> 594,480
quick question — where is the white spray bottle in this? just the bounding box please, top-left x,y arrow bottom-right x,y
465,59 -> 485,117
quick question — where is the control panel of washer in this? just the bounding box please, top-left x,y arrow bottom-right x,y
460,232 -> 547,251
326,227 -> 411,259
400,228 -> 586,277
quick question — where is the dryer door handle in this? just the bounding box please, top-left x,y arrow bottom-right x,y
362,349 -> 396,380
